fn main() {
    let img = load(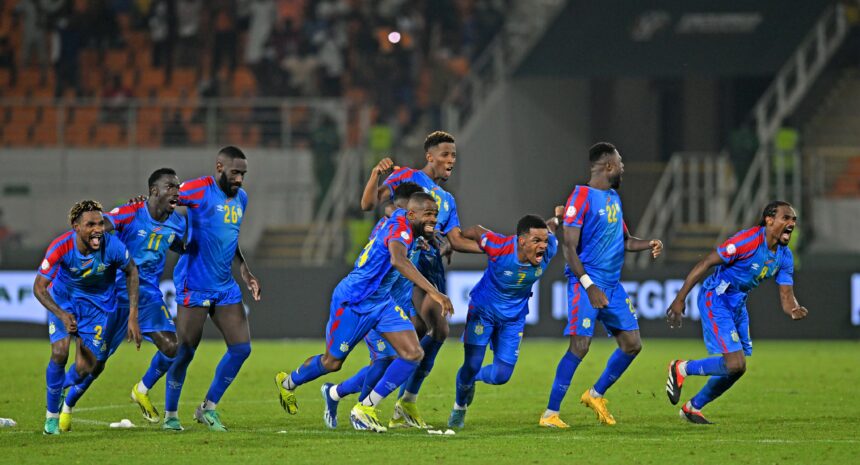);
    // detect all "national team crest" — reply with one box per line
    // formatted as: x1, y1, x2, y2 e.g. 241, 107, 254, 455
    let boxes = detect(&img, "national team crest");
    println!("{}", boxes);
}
726, 243, 737, 255
202, 300, 211, 307
566, 206, 576, 218
731, 330, 739, 342
535, 269, 542, 277
48, 321, 56, 335
41, 259, 50, 271
340, 342, 350, 353
583, 318, 592, 329
474, 324, 484, 335
376, 340, 386, 352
